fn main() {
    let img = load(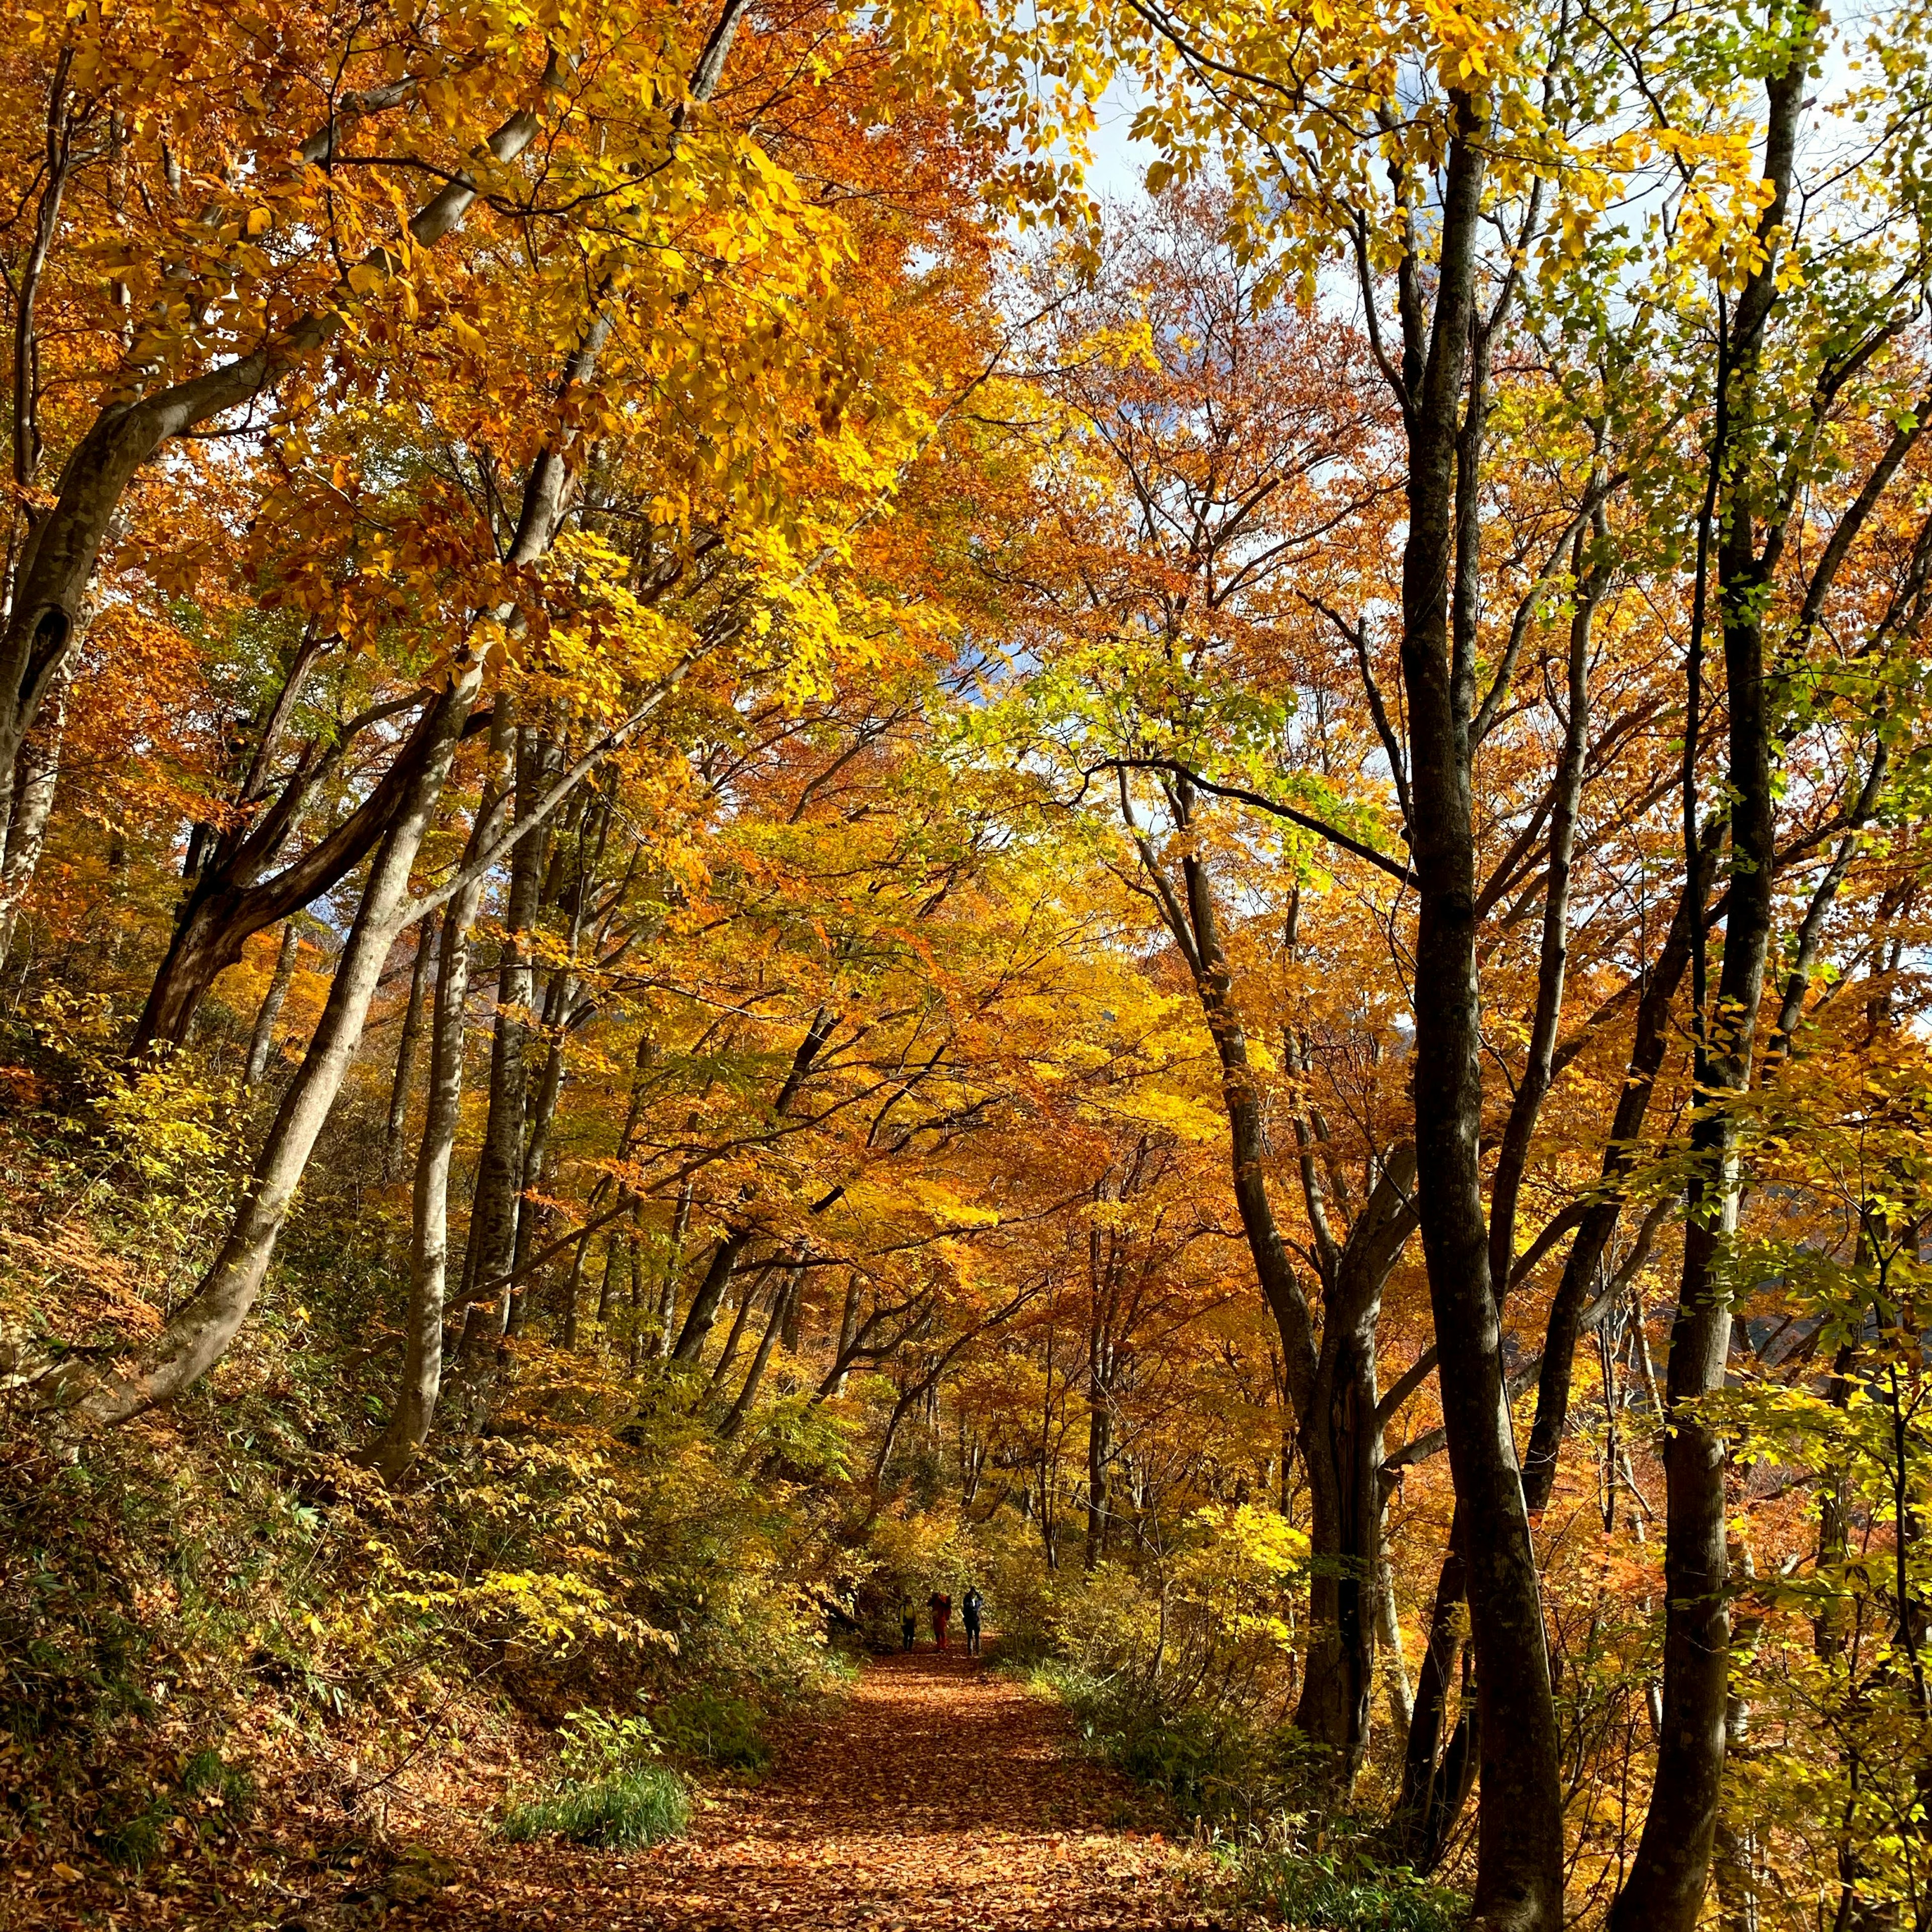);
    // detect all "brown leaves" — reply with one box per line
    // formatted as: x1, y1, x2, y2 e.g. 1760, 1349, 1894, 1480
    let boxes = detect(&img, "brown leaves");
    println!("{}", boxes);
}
402, 1650, 1222, 1932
